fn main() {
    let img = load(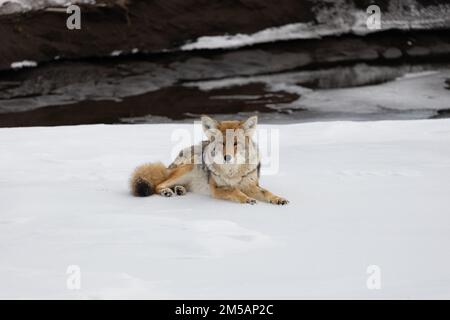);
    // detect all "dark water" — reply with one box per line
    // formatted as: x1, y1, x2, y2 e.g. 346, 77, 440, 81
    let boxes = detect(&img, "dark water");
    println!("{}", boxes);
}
1, 32, 450, 128
1, 62, 449, 127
